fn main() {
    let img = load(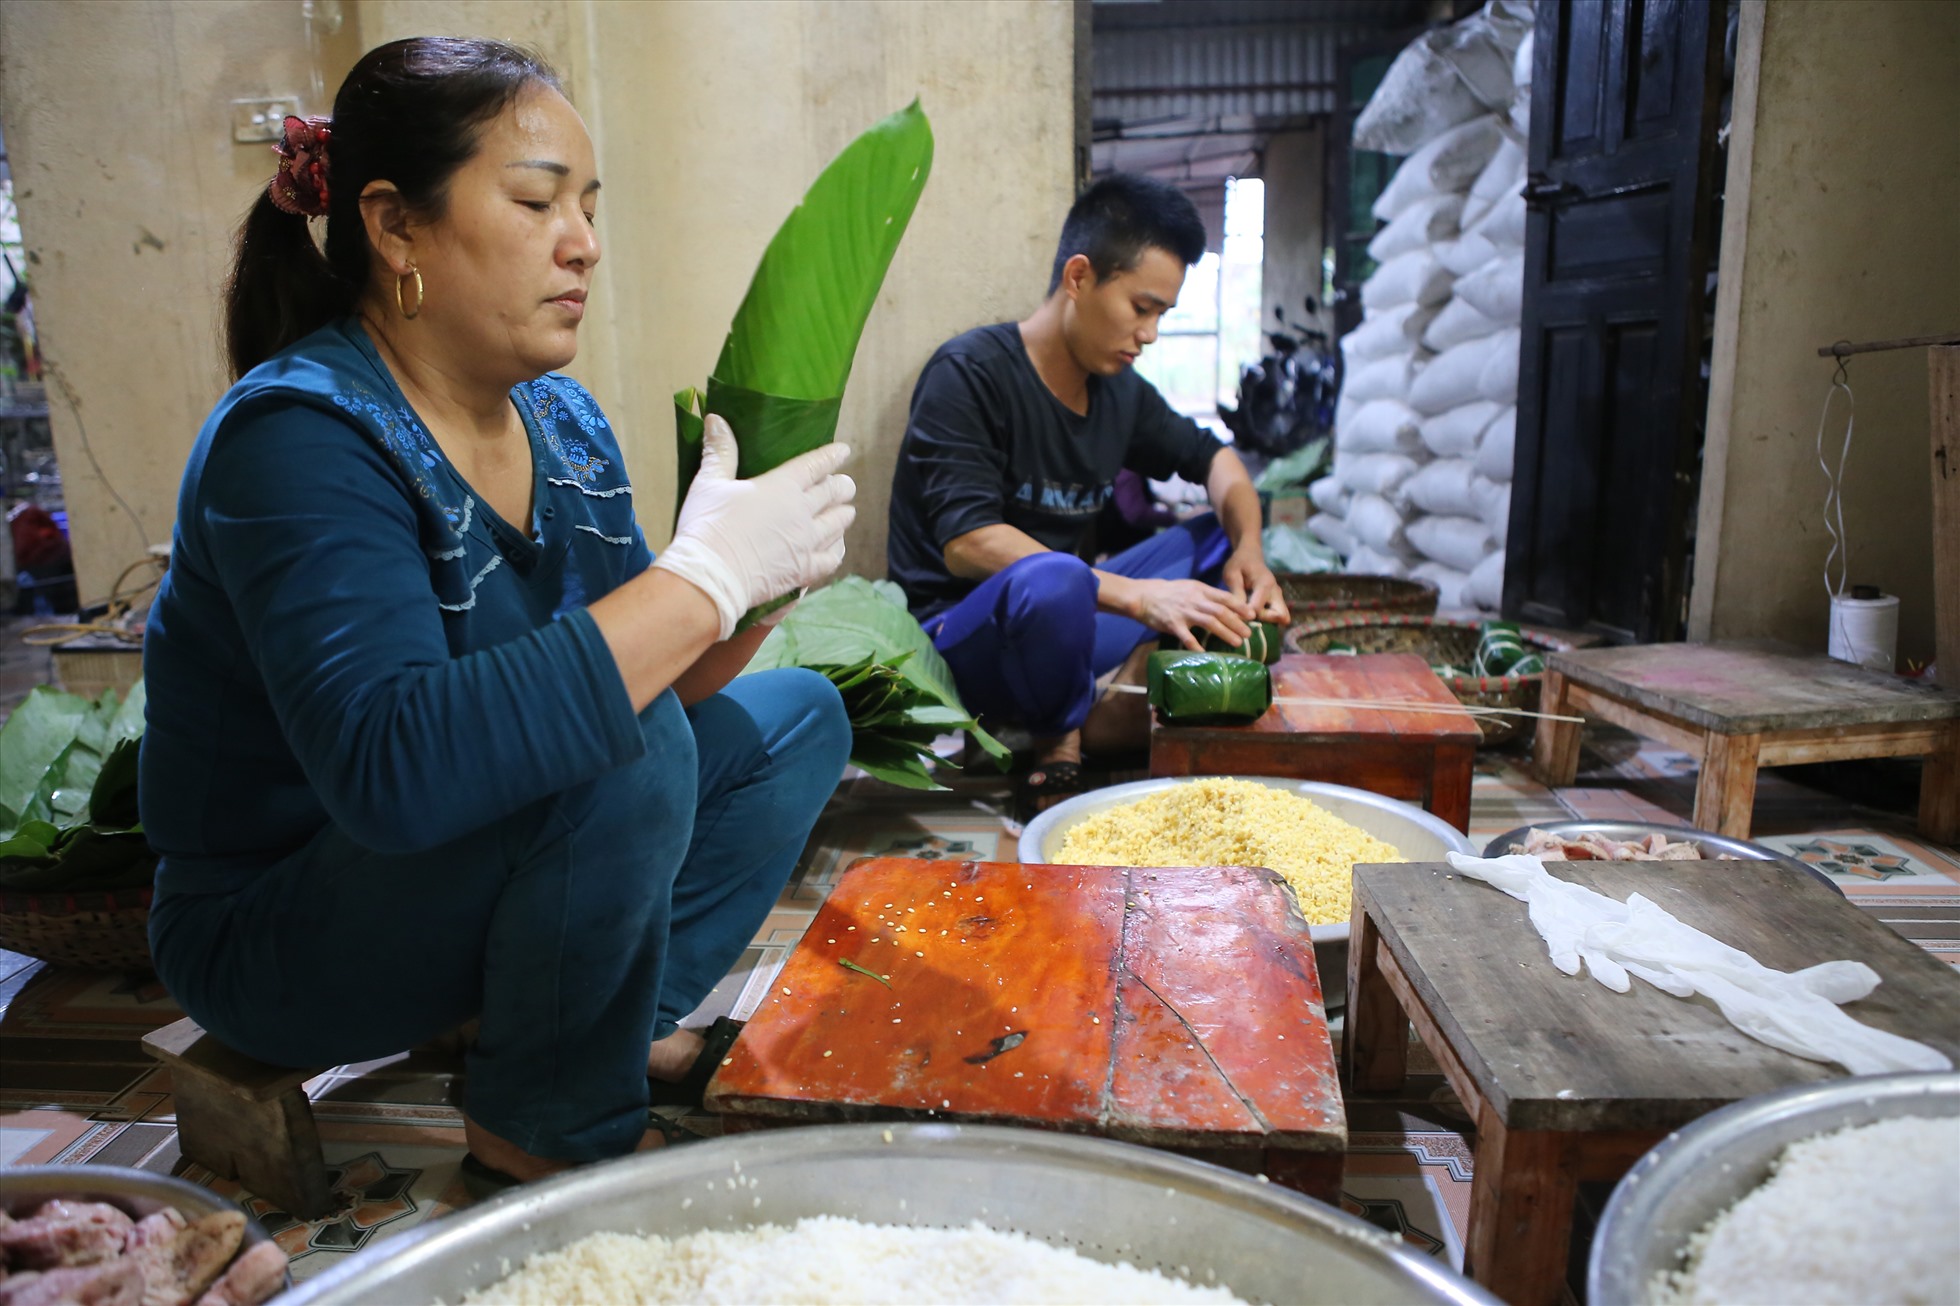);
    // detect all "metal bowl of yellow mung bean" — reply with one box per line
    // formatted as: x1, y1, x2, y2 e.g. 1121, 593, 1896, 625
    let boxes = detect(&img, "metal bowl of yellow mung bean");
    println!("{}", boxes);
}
1018, 776, 1475, 946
